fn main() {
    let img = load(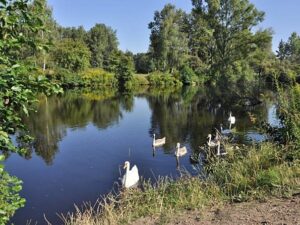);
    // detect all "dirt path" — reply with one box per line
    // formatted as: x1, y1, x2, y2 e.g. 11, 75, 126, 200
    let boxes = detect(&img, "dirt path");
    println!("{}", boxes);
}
131, 195, 300, 225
